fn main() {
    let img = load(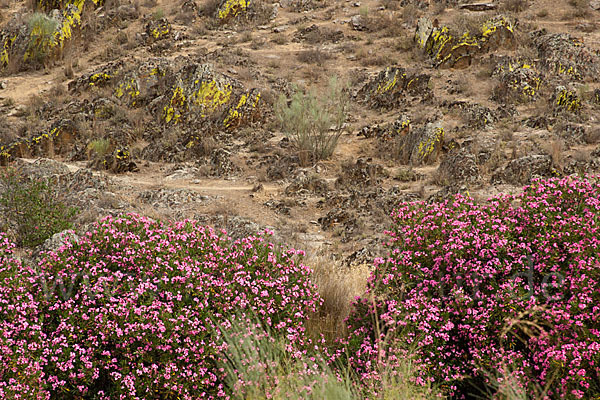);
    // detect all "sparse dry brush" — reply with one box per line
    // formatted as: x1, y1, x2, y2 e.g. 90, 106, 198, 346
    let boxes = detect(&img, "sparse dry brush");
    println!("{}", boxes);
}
275, 76, 348, 166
